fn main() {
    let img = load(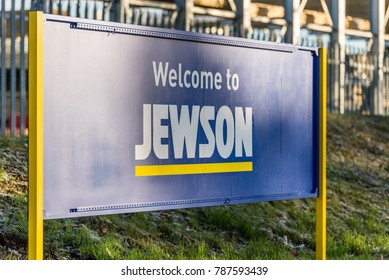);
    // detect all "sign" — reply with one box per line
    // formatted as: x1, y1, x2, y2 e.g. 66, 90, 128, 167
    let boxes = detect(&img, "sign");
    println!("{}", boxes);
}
29, 12, 327, 260
38, 15, 320, 219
